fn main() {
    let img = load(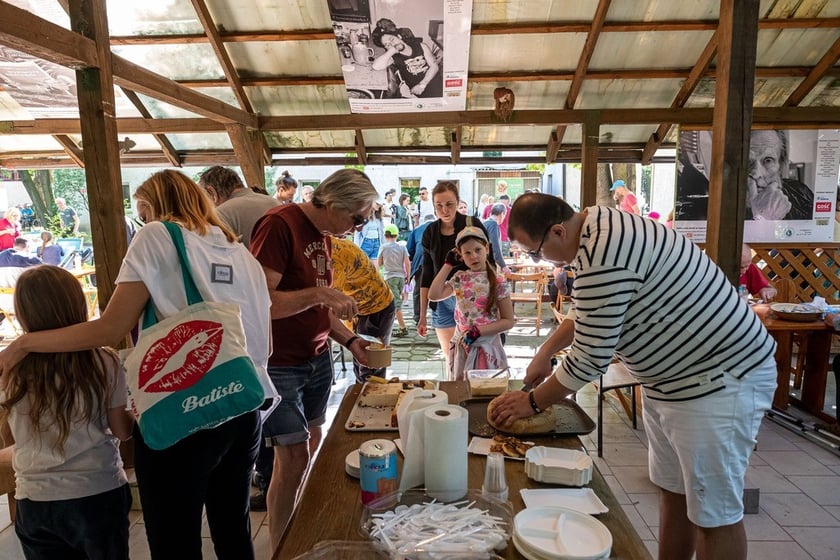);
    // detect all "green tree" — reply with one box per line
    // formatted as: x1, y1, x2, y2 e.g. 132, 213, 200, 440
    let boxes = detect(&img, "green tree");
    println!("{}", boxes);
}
19, 169, 56, 227
52, 168, 89, 213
